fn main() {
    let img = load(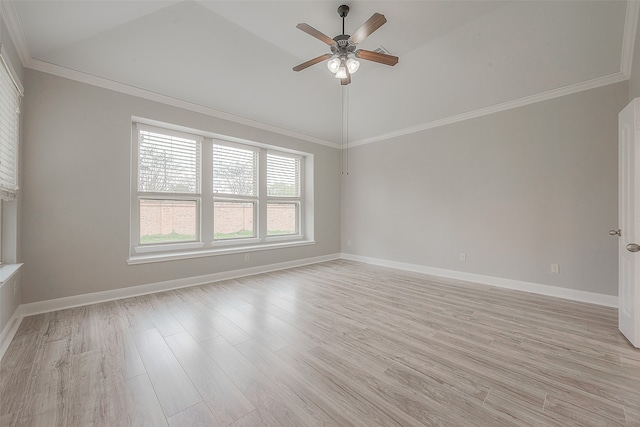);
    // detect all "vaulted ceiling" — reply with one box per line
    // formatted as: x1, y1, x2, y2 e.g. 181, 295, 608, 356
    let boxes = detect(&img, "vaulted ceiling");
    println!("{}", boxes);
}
3, 1, 638, 147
